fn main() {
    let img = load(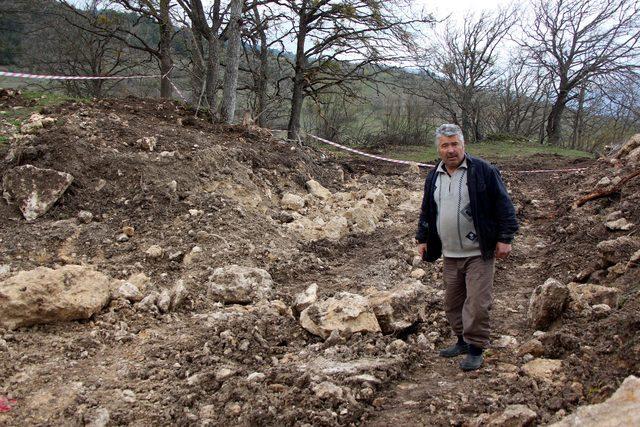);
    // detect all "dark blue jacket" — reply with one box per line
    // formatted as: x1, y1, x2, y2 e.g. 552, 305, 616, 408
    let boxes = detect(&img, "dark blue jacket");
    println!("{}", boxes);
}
416, 154, 519, 262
